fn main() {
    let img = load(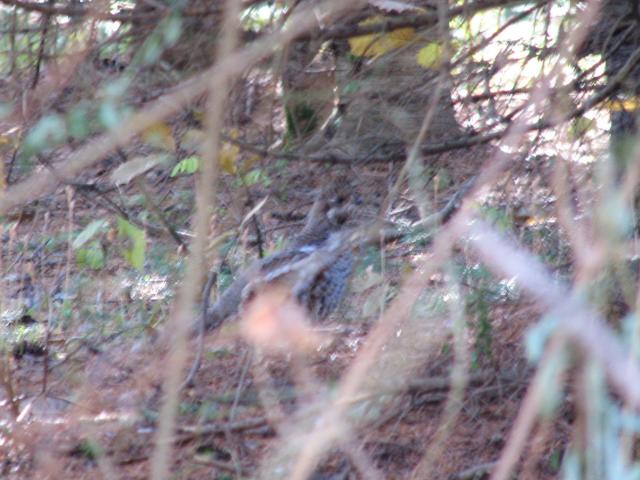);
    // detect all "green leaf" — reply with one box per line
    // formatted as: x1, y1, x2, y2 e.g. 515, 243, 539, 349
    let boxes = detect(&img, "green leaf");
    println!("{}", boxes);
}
75, 242, 105, 270
243, 168, 270, 186
71, 439, 102, 460
117, 217, 146, 271
73, 219, 108, 249
171, 156, 201, 177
